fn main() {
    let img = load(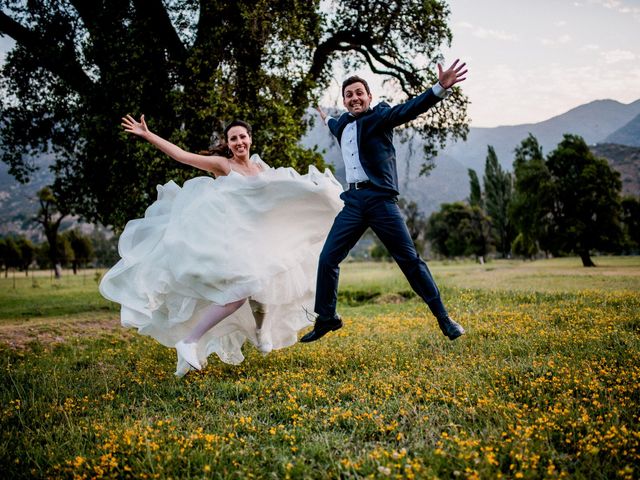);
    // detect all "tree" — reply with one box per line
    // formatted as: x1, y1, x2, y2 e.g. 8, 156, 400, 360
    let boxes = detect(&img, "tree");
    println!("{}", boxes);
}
0, 239, 6, 276
426, 202, 491, 259
509, 134, 551, 258
511, 232, 538, 259
398, 197, 428, 254
40, 234, 73, 271
0, 0, 469, 230
467, 168, 483, 208
16, 236, 36, 275
0, 237, 22, 277
483, 146, 514, 258
63, 229, 95, 274
510, 134, 623, 265
621, 196, 640, 252
370, 241, 391, 261
89, 228, 120, 267
546, 135, 623, 266
33, 187, 68, 278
